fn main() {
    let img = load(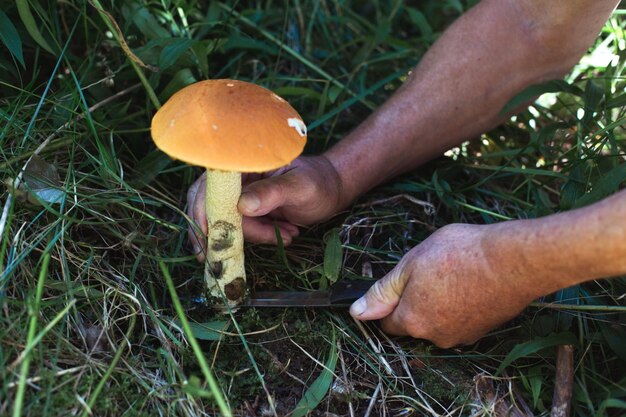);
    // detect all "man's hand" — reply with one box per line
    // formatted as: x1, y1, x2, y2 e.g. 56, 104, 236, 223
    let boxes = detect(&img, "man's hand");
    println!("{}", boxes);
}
350, 189, 626, 348
349, 224, 540, 348
187, 156, 343, 260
